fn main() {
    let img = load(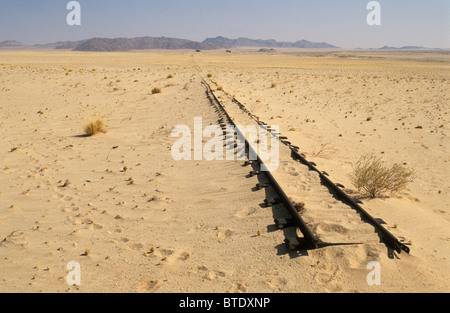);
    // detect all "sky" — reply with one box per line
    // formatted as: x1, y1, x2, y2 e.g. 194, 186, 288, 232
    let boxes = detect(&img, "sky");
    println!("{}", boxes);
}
0, 0, 449, 49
